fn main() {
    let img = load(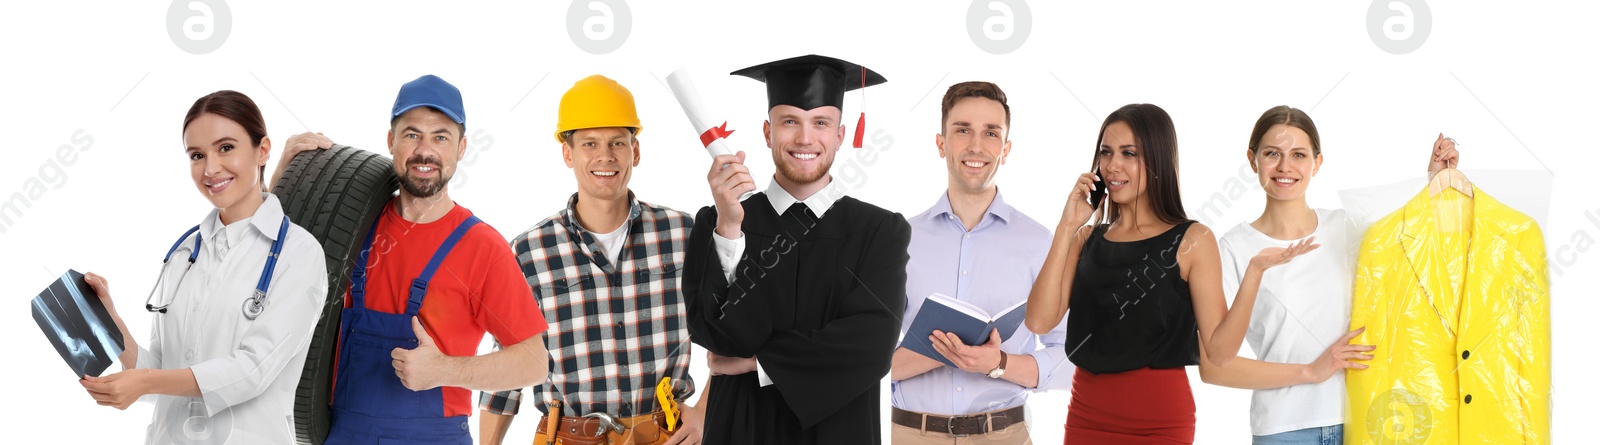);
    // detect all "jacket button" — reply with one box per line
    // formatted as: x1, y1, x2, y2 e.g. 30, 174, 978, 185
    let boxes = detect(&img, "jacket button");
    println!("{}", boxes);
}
1462, 350, 1470, 360
1464, 394, 1472, 404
